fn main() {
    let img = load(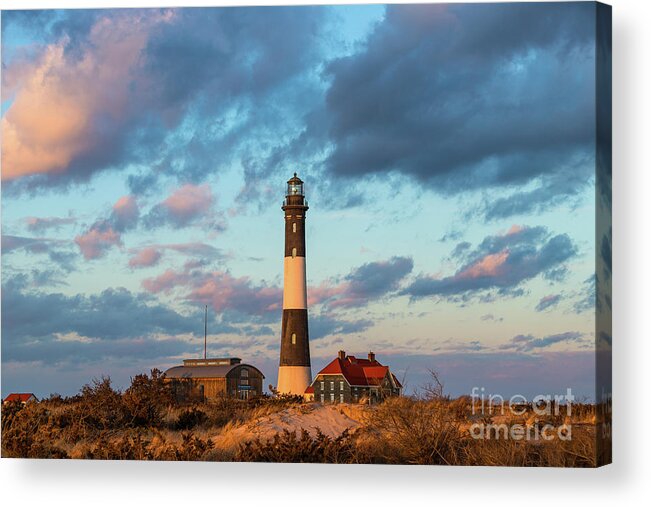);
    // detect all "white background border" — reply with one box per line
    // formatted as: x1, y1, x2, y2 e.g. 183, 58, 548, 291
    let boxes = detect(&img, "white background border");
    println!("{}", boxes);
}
1, 0, 649, 504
